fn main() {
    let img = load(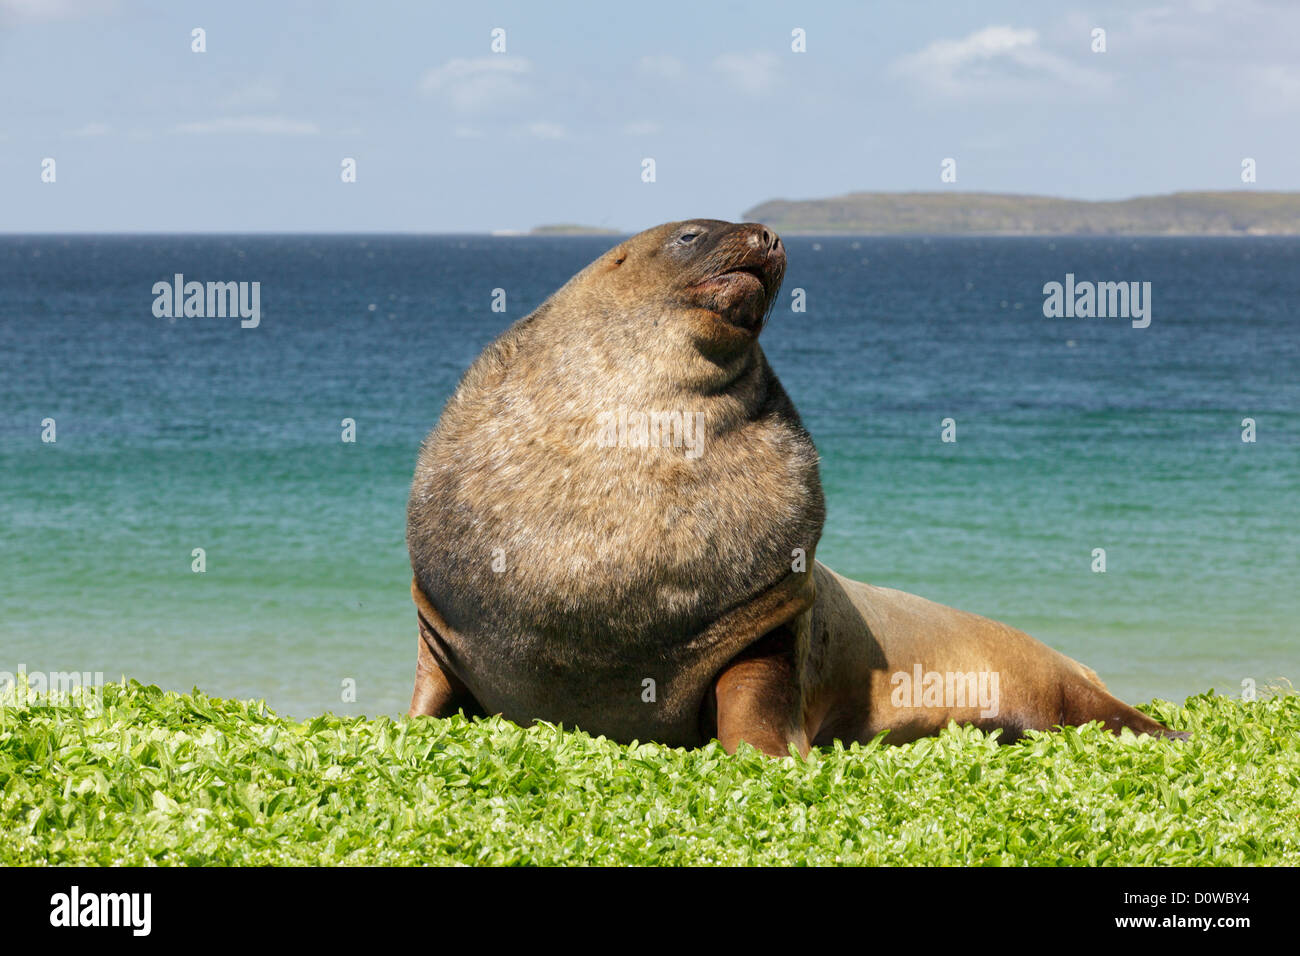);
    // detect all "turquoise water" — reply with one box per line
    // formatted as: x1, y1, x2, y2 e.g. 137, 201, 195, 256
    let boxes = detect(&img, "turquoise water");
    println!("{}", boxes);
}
1, 235, 1296, 718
